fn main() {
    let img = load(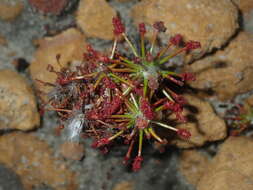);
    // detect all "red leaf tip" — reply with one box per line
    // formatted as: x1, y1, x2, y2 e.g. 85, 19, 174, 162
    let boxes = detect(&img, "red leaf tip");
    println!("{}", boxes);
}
177, 129, 191, 139
112, 17, 125, 36
139, 23, 146, 35
91, 138, 110, 148
153, 21, 167, 32
170, 34, 183, 46
185, 41, 201, 51
132, 156, 143, 172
